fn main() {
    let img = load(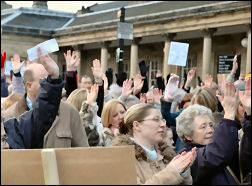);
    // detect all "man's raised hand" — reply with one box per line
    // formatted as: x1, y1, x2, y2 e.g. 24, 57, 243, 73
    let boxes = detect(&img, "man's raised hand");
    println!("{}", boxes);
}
38, 46, 59, 79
